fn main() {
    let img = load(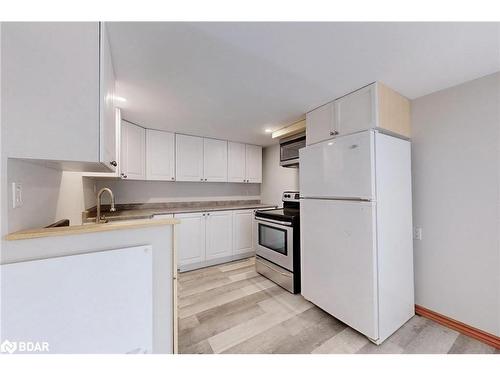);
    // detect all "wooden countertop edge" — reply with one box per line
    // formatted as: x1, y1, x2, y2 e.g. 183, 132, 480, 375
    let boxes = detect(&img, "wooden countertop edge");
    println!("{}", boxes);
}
4, 218, 180, 241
